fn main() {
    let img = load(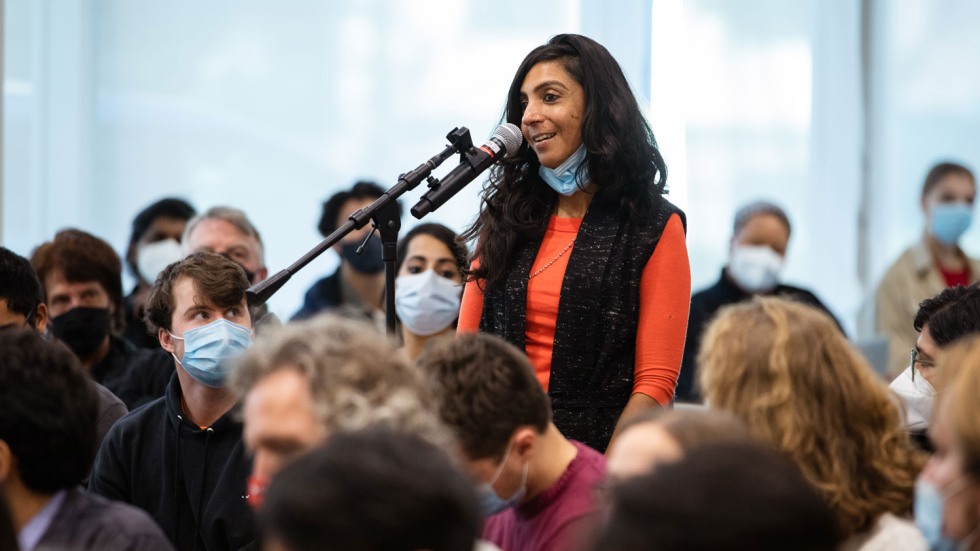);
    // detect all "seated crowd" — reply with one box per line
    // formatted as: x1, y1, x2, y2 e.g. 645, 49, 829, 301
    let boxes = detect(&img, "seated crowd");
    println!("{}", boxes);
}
3, 193, 980, 551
